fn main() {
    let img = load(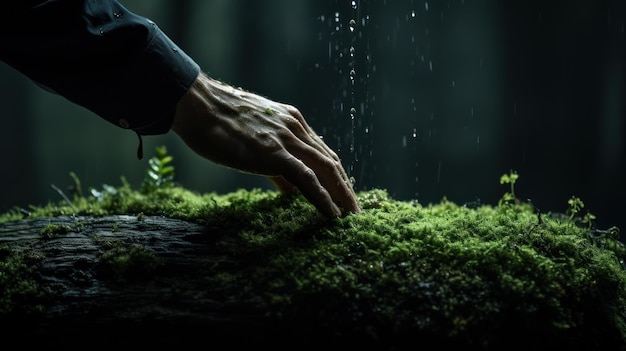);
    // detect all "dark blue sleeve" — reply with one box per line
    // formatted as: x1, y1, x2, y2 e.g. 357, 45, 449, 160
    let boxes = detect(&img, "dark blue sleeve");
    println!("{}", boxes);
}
0, 0, 201, 135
